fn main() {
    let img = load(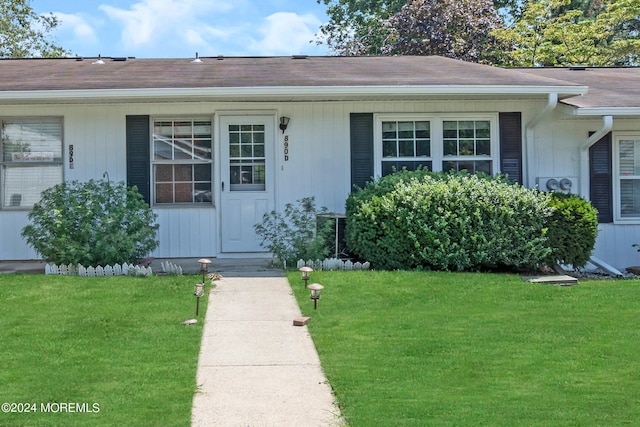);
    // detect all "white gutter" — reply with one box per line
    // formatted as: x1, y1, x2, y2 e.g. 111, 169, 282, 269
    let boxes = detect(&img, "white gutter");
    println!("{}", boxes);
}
579, 115, 613, 197
582, 115, 613, 151
572, 107, 640, 117
579, 115, 614, 274
523, 93, 559, 187
589, 256, 624, 277
0, 85, 588, 102
526, 92, 558, 131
